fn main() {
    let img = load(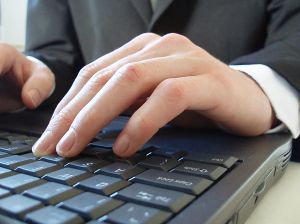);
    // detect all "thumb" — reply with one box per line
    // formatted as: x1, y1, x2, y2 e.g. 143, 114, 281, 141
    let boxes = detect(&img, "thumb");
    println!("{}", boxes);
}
21, 57, 55, 109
